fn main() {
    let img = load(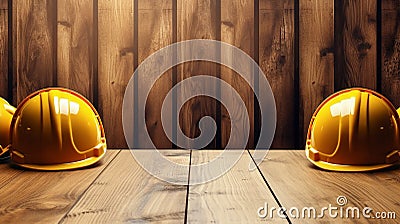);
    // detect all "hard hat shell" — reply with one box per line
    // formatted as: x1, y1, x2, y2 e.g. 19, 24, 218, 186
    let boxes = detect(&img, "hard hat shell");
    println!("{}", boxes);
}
0, 97, 16, 158
306, 88, 400, 172
8, 88, 106, 170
